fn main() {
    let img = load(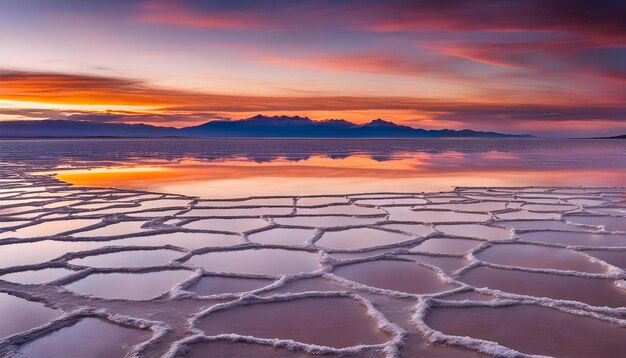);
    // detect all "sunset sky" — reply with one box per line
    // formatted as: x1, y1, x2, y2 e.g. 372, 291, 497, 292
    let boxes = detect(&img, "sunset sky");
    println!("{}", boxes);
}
1, 0, 625, 137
